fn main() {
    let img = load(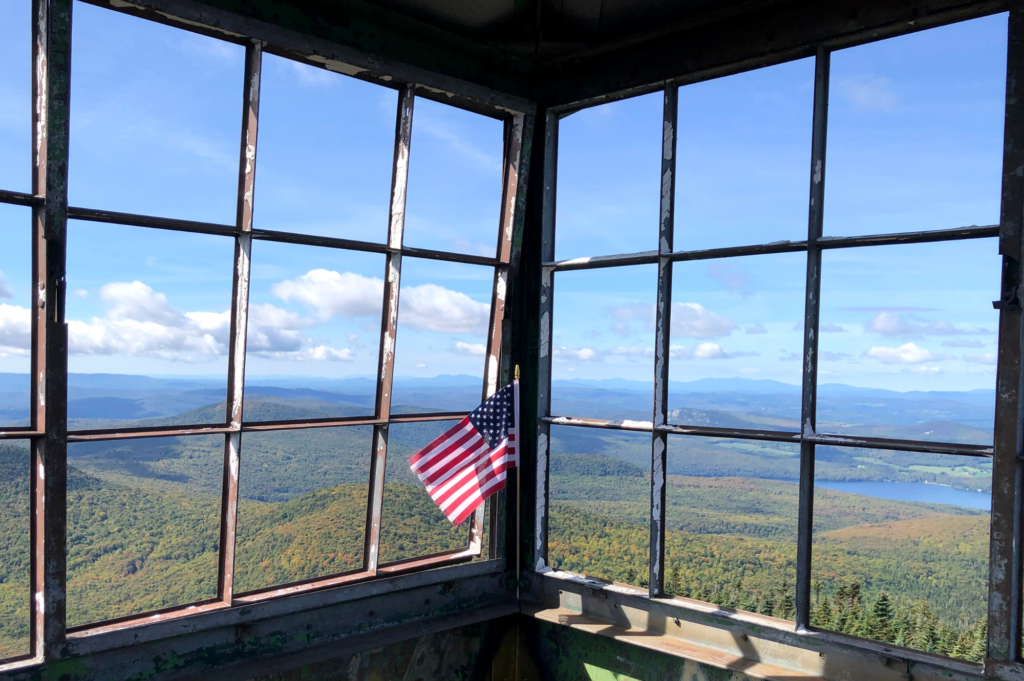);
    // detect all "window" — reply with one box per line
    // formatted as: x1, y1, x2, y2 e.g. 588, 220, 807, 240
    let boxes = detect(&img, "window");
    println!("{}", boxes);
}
539, 13, 1009, 662
0, 0, 527, 661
